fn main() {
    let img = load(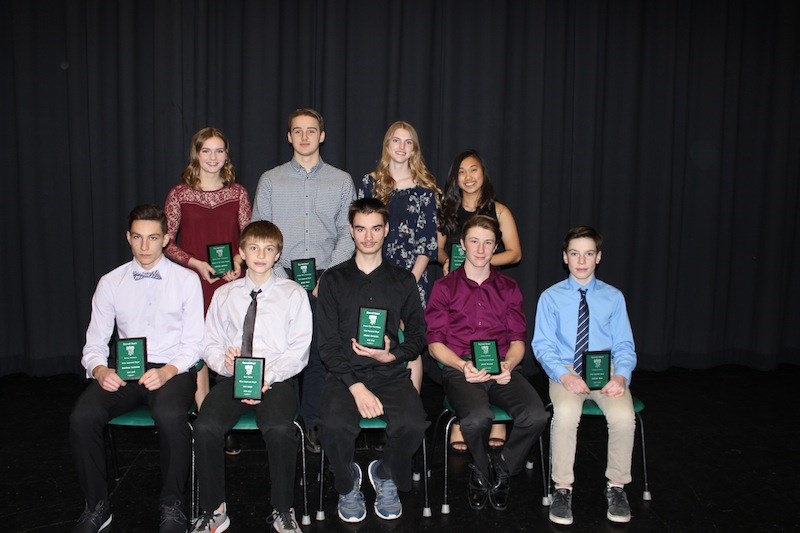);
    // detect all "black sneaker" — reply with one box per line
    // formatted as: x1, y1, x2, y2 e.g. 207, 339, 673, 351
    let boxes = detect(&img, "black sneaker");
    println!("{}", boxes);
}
159, 501, 188, 533
606, 484, 631, 523
224, 433, 241, 456
488, 454, 510, 511
549, 488, 573, 525
72, 500, 112, 533
466, 463, 491, 510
